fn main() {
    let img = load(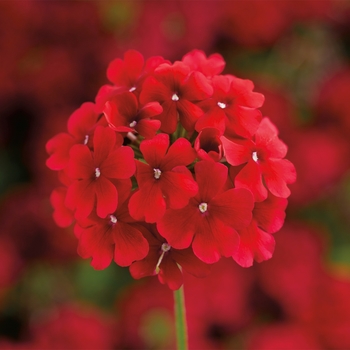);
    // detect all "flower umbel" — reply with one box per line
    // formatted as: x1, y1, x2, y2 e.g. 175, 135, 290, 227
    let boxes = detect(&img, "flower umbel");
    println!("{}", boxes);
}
46, 49, 296, 290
